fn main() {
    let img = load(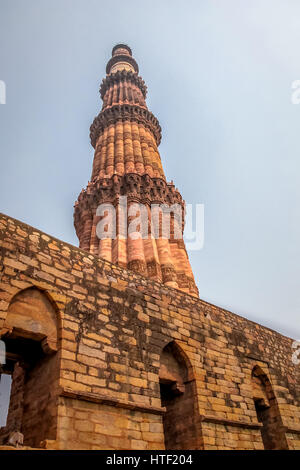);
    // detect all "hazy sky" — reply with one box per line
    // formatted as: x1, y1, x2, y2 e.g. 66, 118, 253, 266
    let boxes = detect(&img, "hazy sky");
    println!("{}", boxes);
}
0, 0, 299, 343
